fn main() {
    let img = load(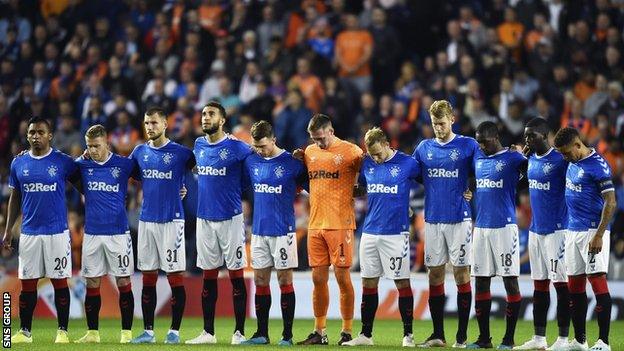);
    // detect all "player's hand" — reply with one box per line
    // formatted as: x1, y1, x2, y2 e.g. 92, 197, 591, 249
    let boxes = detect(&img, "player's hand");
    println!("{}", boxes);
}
463, 189, 473, 201
292, 148, 304, 160
179, 185, 187, 200
509, 144, 521, 152
522, 144, 532, 157
82, 148, 91, 160
588, 233, 603, 255
1, 231, 13, 252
